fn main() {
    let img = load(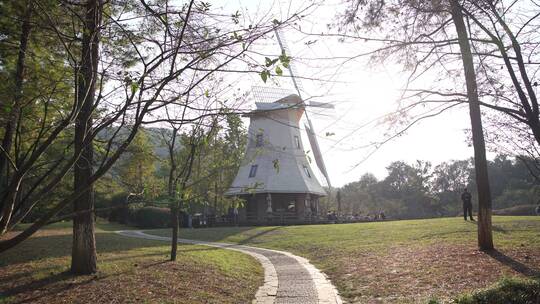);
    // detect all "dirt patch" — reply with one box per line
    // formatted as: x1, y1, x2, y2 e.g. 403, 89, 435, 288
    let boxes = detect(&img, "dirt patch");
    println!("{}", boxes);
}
333, 244, 540, 303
